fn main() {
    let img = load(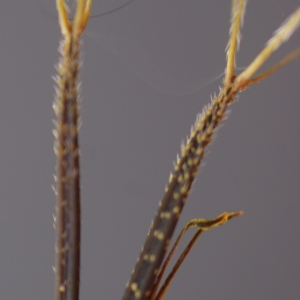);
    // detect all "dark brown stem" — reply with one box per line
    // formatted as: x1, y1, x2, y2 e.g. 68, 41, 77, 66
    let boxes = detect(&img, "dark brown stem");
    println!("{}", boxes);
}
53, 36, 81, 300
122, 89, 237, 300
